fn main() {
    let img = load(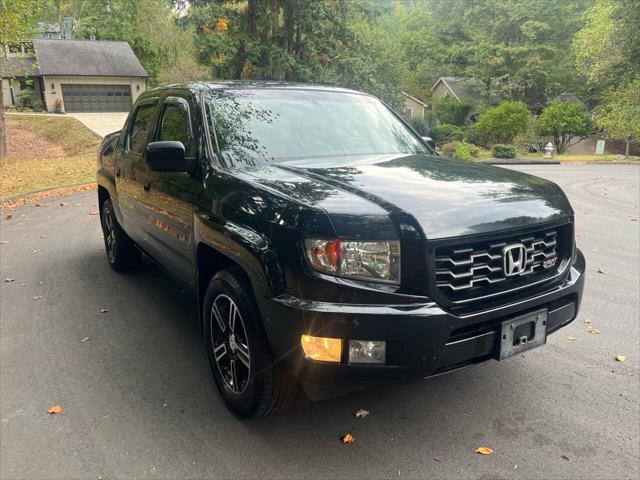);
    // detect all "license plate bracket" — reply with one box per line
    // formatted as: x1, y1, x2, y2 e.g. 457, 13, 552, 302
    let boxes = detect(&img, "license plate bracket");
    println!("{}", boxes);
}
499, 309, 548, 360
